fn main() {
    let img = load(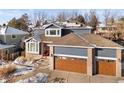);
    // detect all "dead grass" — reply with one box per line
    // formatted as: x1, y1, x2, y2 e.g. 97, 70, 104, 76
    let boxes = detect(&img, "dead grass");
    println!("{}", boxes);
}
6, 66, 50, 83
0, 64, 16, 76
15, 56, 27, 63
